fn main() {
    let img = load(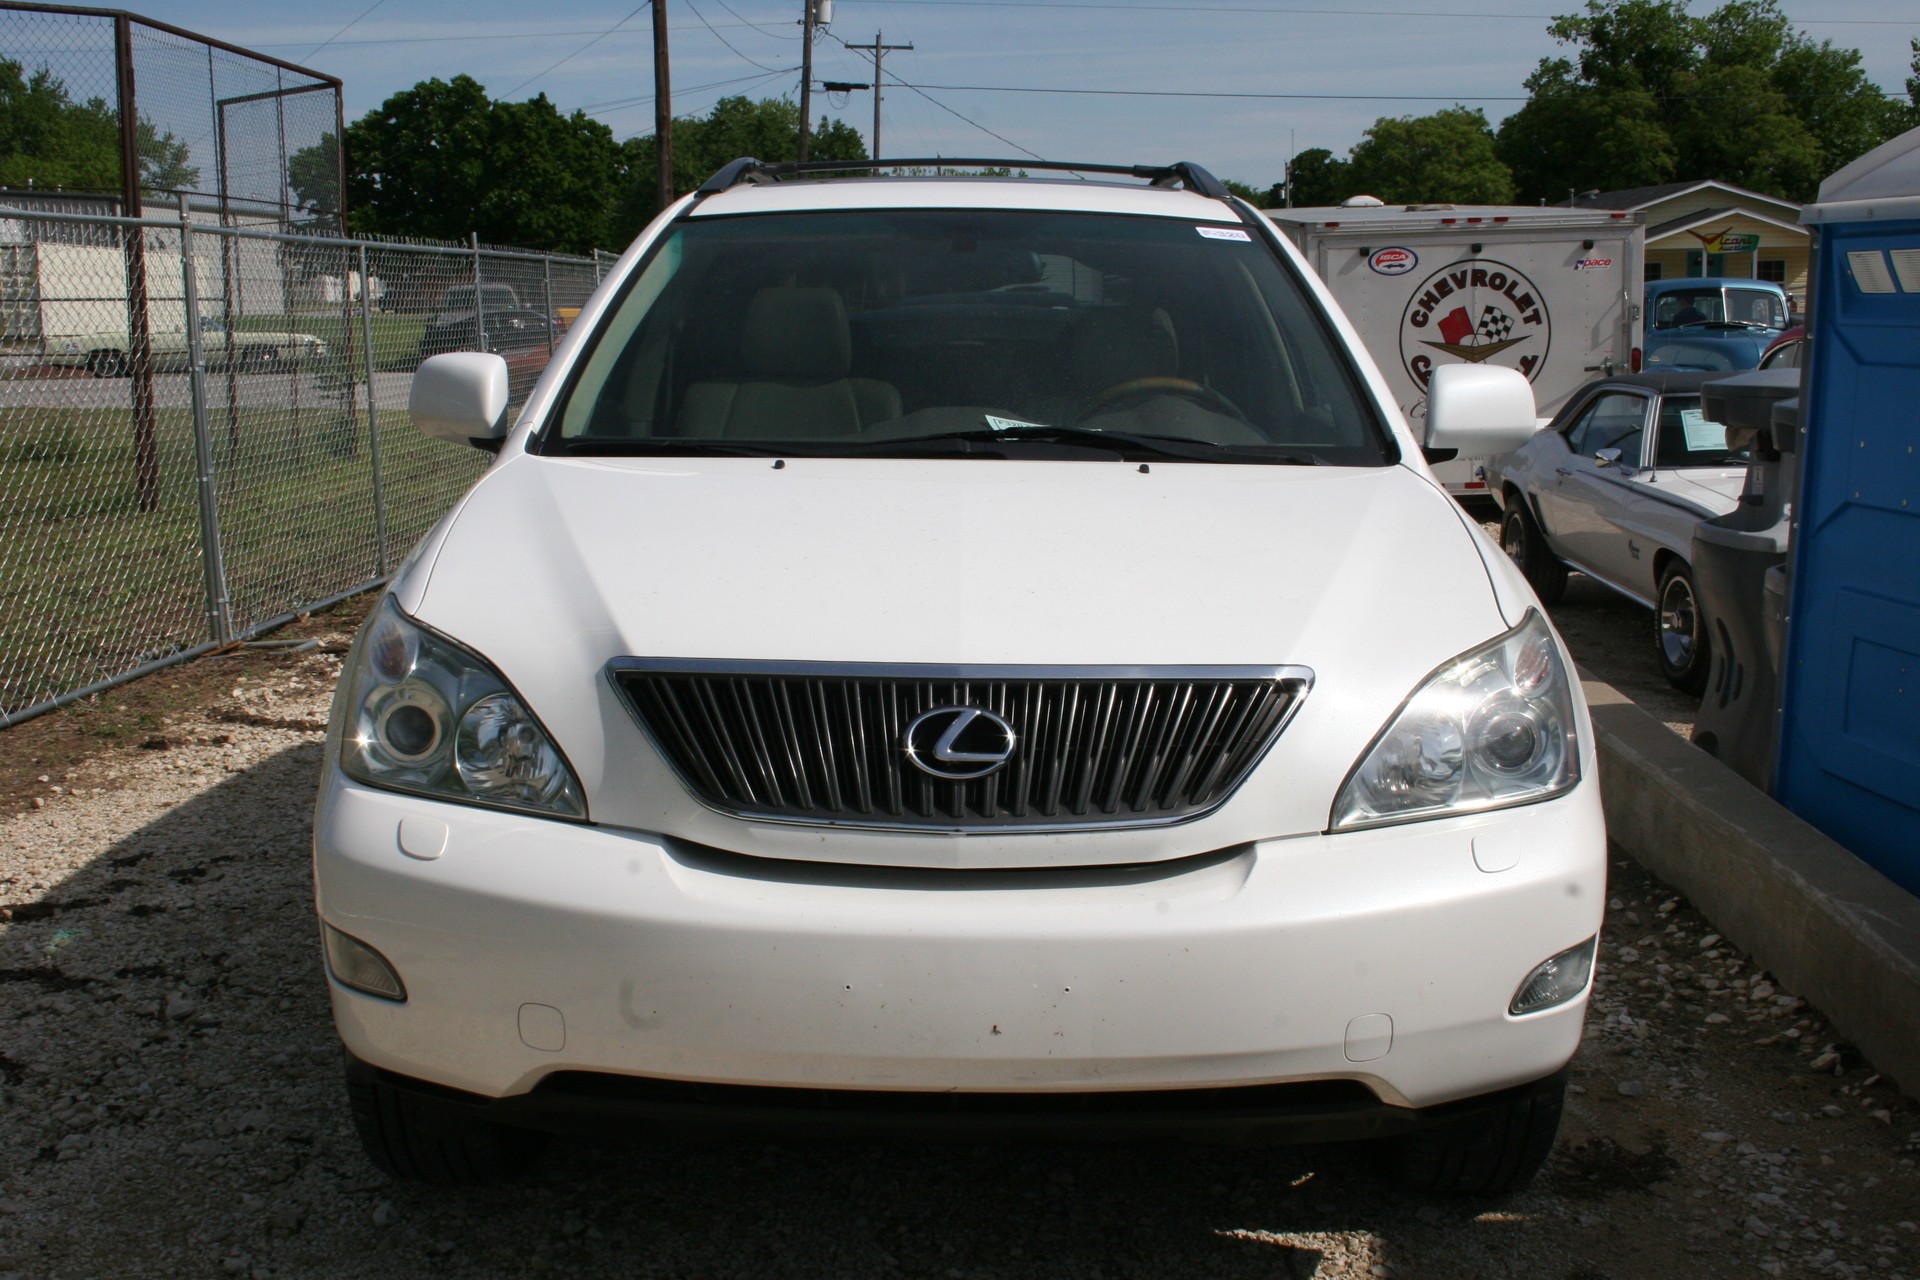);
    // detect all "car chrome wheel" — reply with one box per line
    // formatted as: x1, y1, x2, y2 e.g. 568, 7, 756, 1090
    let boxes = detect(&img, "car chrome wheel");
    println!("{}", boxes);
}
1500, 512, 1527, 570
1654, 562, 1710, 694
1658, 576, 1696, 666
